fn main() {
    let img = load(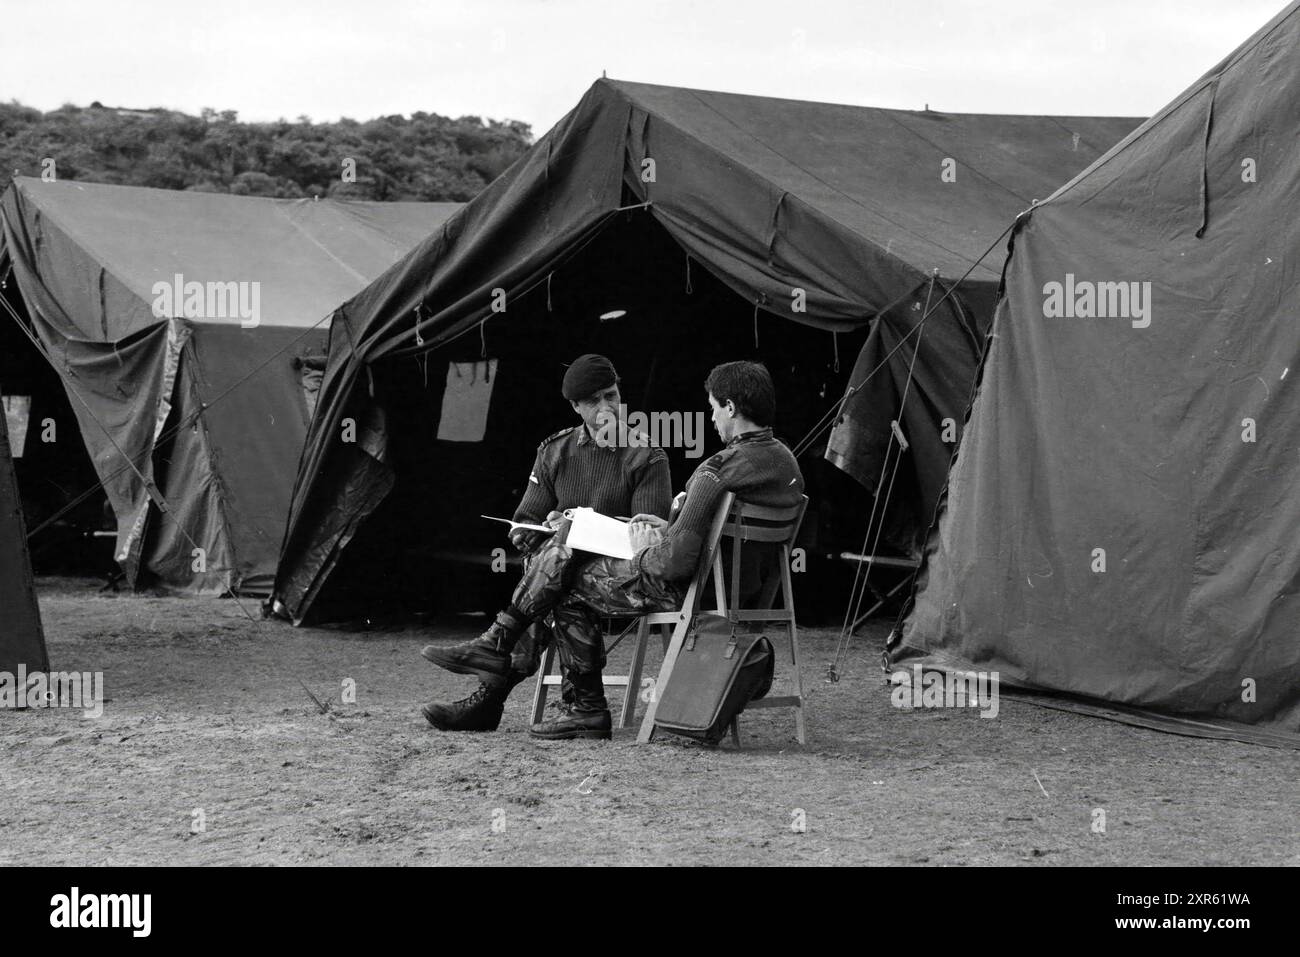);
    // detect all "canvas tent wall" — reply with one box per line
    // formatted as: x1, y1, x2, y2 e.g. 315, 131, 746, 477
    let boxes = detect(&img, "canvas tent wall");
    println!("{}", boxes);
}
268, 78, 1139, 624
893, 3, 1300, 747
0, 178, 459, 594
